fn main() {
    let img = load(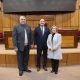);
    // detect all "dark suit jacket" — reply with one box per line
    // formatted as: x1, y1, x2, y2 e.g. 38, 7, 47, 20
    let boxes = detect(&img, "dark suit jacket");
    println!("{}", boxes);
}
34, 26, 50, 49
12, 24, 32, 51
